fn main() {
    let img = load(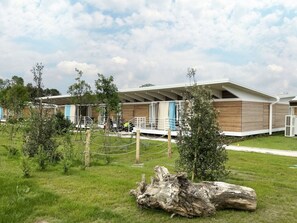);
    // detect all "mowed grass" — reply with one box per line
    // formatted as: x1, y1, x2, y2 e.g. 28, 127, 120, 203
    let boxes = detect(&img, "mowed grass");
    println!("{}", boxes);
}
231, 132, 297, 151
0, 130, 297, 223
